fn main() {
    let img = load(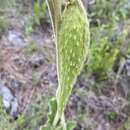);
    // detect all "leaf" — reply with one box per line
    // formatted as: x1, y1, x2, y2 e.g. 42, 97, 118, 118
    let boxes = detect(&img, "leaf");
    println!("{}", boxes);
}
46, 0, 61, 36
55, 0, 90, 122
34, 1, 40, 18
66, 121, 76, 130
48, 98, 57, 125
